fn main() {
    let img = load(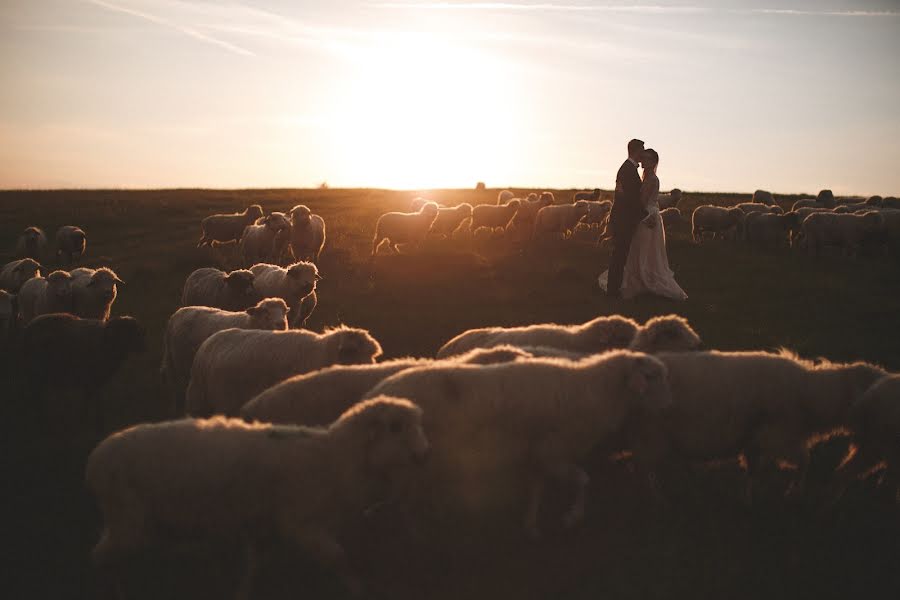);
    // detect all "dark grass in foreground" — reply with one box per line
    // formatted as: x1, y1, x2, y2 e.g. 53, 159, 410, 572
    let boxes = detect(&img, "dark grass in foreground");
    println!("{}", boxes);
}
1, 188, 899, 599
